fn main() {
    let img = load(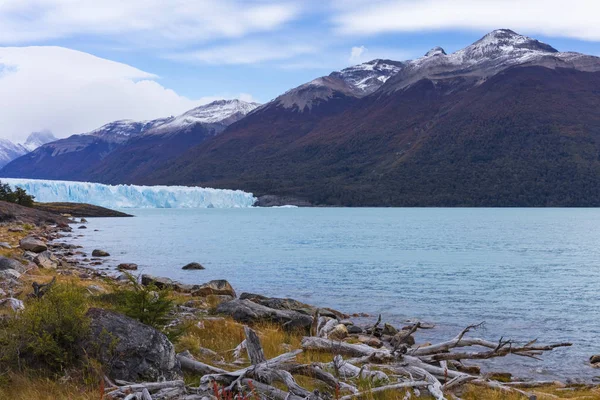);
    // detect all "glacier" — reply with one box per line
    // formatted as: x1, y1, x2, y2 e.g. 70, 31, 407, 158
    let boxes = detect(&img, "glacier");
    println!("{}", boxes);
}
1, 178, 256, 209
